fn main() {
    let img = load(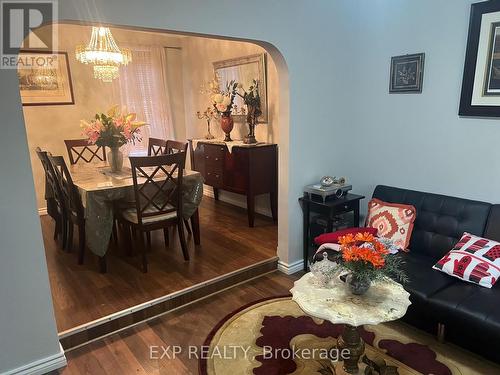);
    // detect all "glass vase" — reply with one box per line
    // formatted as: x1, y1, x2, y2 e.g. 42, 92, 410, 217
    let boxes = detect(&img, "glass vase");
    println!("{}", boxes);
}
346, 273, 371, 295
108, 146, 124, 173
